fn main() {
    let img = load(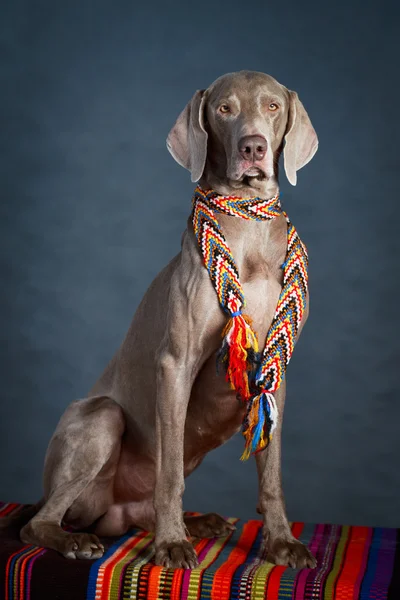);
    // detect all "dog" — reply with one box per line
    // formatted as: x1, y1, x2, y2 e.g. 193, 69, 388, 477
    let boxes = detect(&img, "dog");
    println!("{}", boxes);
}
11, 71, 318, 569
